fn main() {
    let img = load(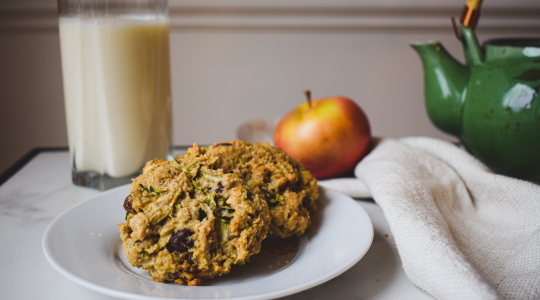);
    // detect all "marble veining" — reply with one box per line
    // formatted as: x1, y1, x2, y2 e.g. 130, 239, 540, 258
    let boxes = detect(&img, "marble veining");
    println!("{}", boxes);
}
0, 151, 432, 300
